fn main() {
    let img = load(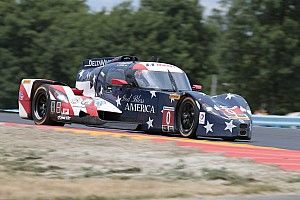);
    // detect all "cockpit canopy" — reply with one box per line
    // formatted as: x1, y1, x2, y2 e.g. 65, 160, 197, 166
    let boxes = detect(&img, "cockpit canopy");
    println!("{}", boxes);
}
96, 61, 191, 92
134, 70, 191, 91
